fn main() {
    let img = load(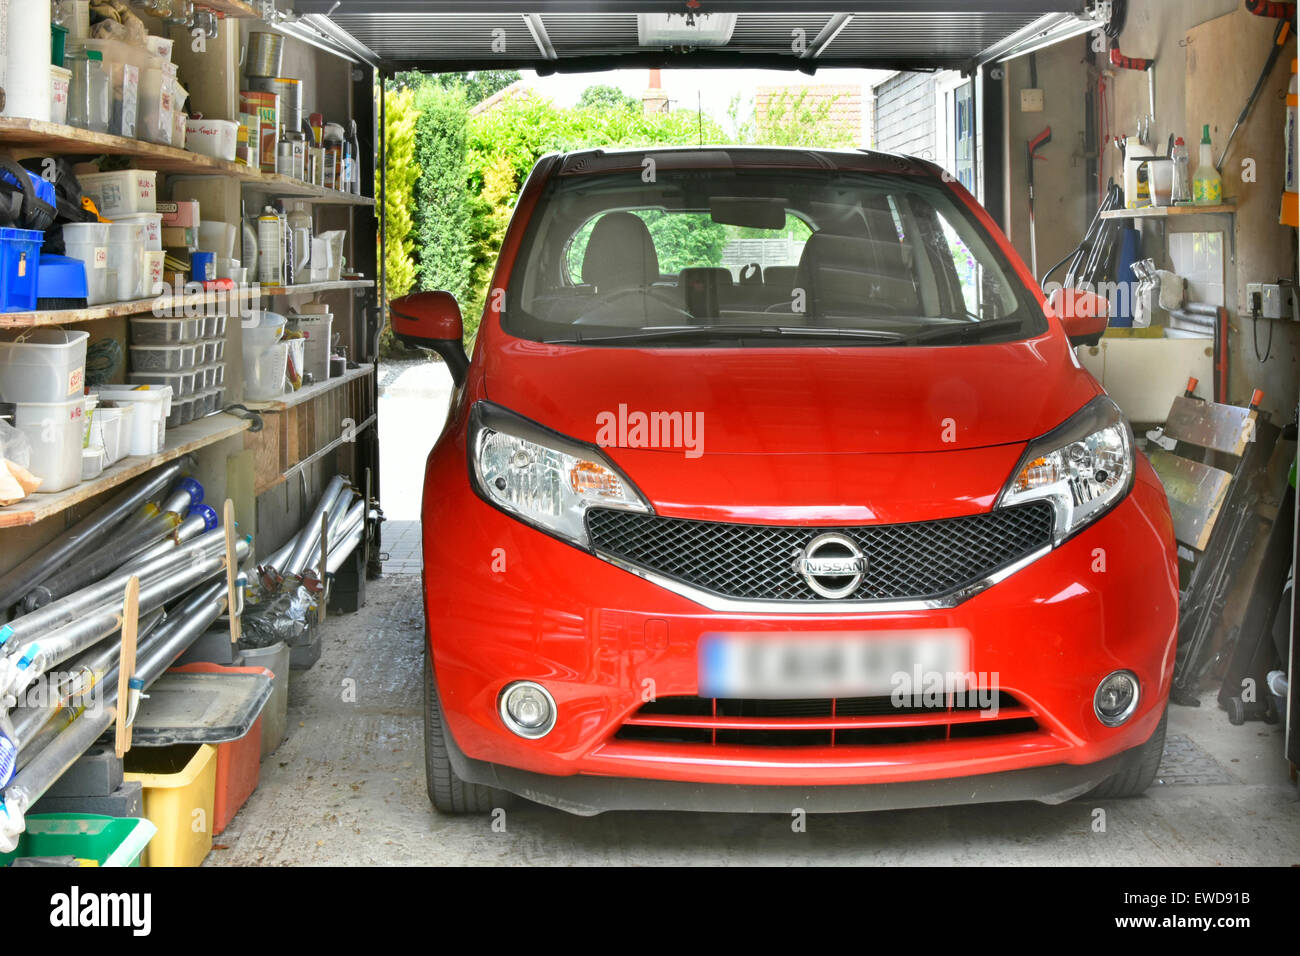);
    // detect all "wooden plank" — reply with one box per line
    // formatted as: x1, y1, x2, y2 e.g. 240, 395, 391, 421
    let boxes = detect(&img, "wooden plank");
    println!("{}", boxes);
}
246, 412, 283, 495
1163, 396, 1255, 456
1147, 448, 1233, 551
242, 364, 374, 411
0, 413, 251, 528
114, 576, 140, 758
199, 0, 259, 18
1098, 203, 1235, 220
